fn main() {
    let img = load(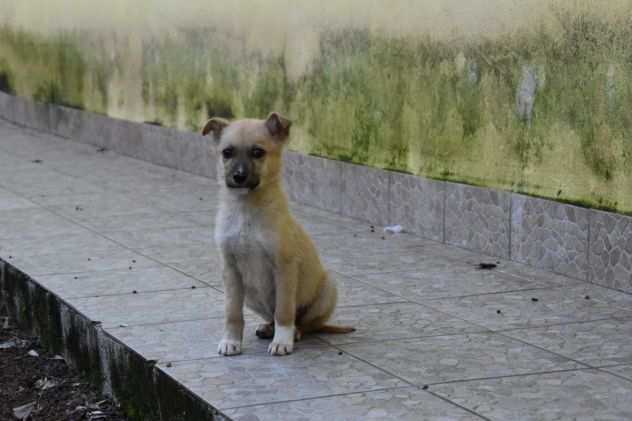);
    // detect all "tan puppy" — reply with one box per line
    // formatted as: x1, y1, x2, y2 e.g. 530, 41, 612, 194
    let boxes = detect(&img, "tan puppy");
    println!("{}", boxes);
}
202, 112, 354, 356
